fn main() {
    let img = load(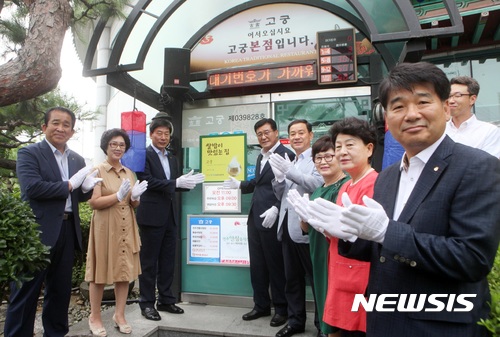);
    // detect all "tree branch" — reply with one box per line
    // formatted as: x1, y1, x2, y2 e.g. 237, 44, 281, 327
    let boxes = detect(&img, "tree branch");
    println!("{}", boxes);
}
0, 0, 72, 107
